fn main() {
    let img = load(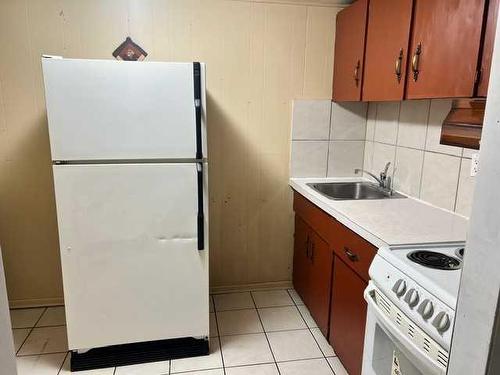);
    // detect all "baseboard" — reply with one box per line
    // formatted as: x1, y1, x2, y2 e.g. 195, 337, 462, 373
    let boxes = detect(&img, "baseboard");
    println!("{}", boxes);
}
9, 297, 64, 309
8, 281, 293, 308
210, 280, 293, 294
